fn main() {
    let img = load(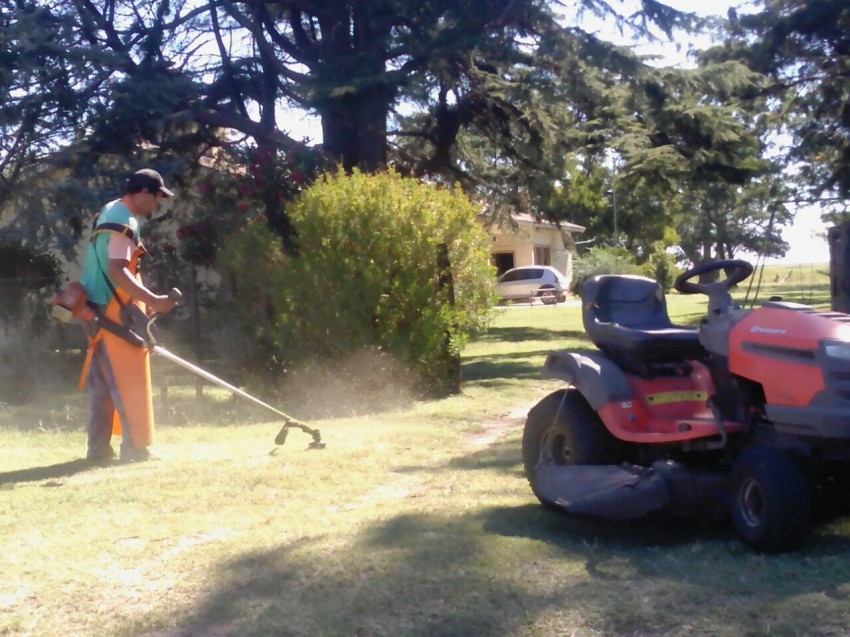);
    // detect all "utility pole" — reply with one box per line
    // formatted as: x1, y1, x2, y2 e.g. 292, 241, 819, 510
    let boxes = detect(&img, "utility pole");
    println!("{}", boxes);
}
607, 183, 618, 246
606, 185, 618, 245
